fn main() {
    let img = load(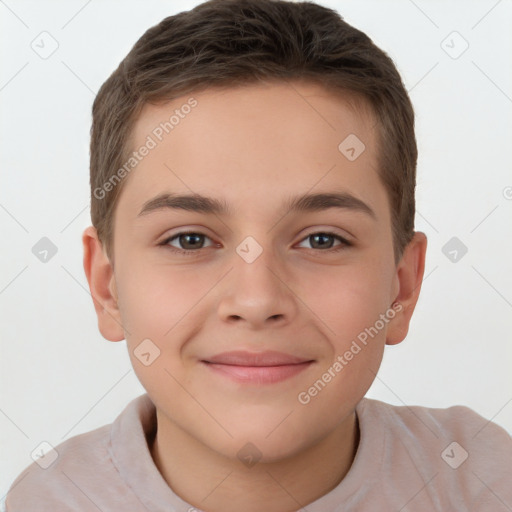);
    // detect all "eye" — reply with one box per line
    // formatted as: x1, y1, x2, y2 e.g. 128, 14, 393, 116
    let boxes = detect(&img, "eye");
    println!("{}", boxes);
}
296, 231, 352, 252
159, 231, 215, 255
159, 230, 352, 255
